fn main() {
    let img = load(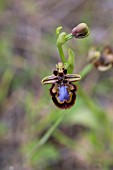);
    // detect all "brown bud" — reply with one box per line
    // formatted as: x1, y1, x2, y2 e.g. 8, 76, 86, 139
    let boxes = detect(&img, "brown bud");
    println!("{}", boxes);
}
72, 23, 90, 39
